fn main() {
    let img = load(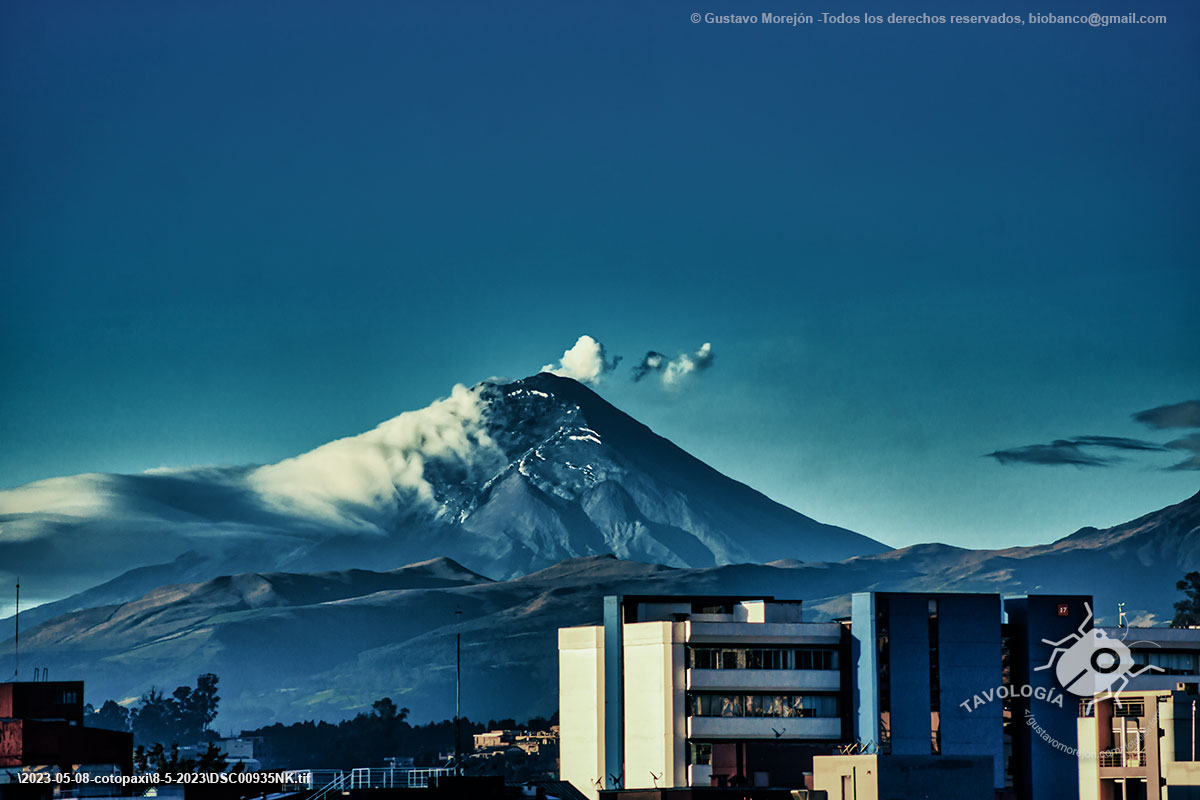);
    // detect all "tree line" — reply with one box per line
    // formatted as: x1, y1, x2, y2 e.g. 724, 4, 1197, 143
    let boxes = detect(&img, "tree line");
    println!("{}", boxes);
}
241, 696, 557, 774
85, 673, 220, 748
86, 675, 557, 777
